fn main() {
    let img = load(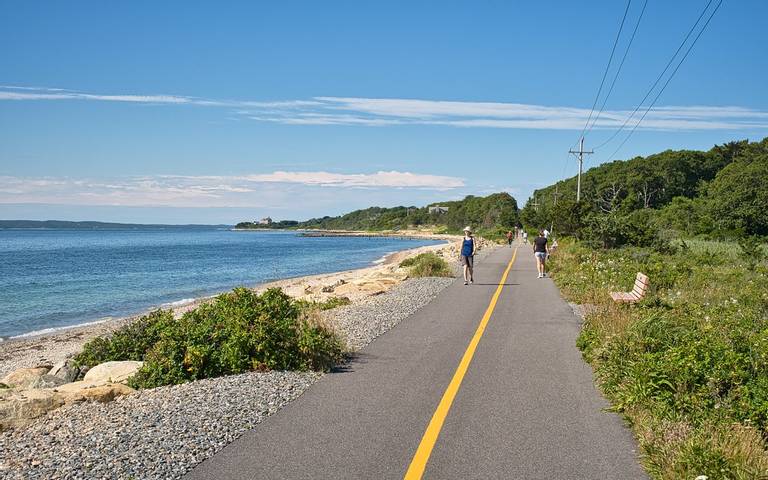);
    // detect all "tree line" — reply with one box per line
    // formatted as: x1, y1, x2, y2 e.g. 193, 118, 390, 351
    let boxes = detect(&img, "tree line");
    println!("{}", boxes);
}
236, 192, 519, 236
520, 137, 768, 247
